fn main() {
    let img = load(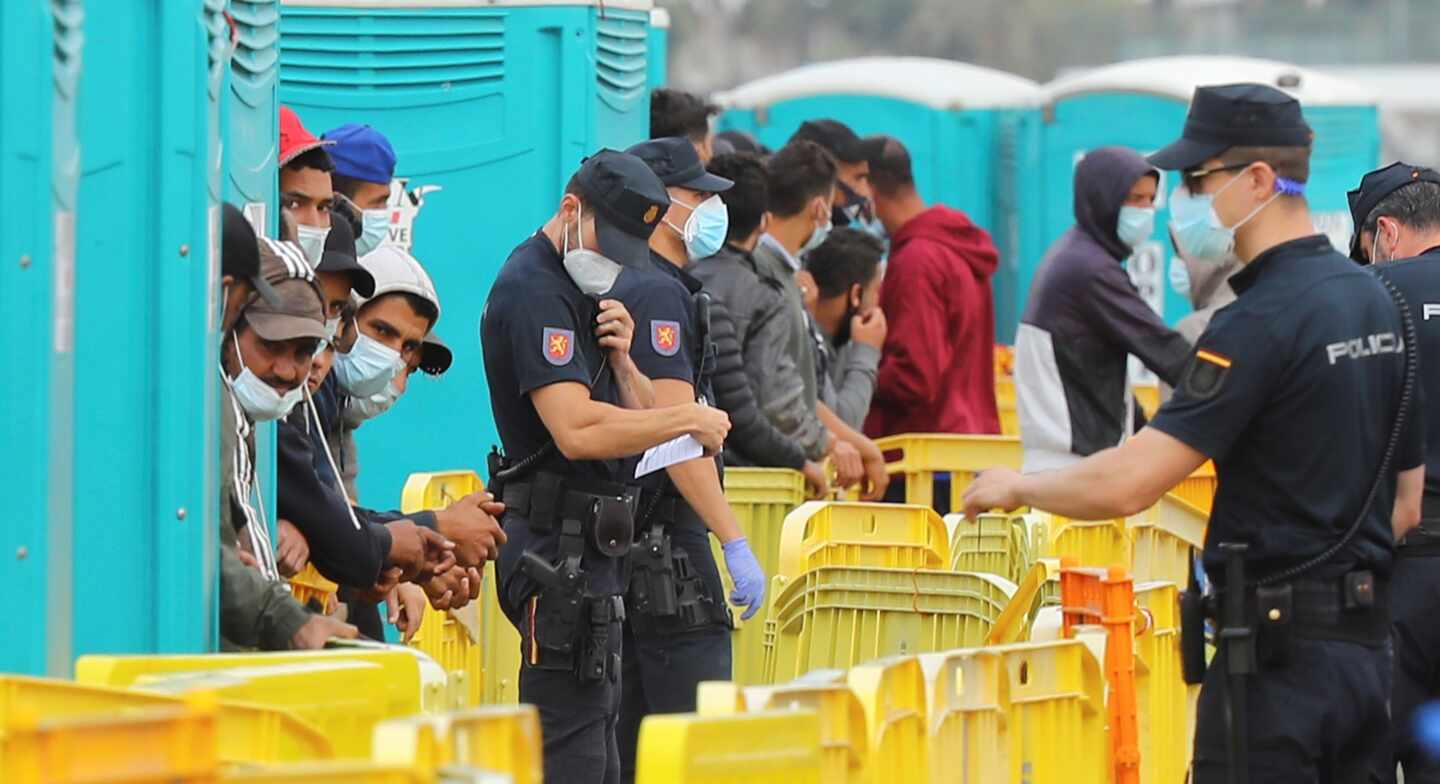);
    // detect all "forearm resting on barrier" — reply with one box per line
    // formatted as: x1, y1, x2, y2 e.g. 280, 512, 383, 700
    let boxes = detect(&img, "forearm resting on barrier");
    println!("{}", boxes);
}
1013, 428, 1205, 520
531, 381, 730, 460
